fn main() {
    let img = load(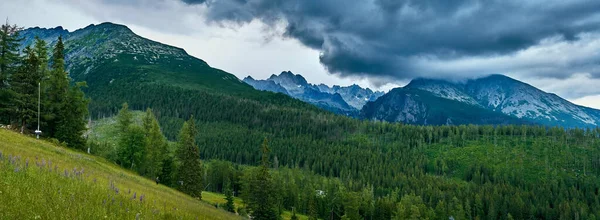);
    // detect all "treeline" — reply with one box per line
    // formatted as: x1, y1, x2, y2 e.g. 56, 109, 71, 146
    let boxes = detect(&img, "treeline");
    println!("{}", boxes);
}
0, 21, 88, 149
98, 102, 600, 220
91, 82, 600, 219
